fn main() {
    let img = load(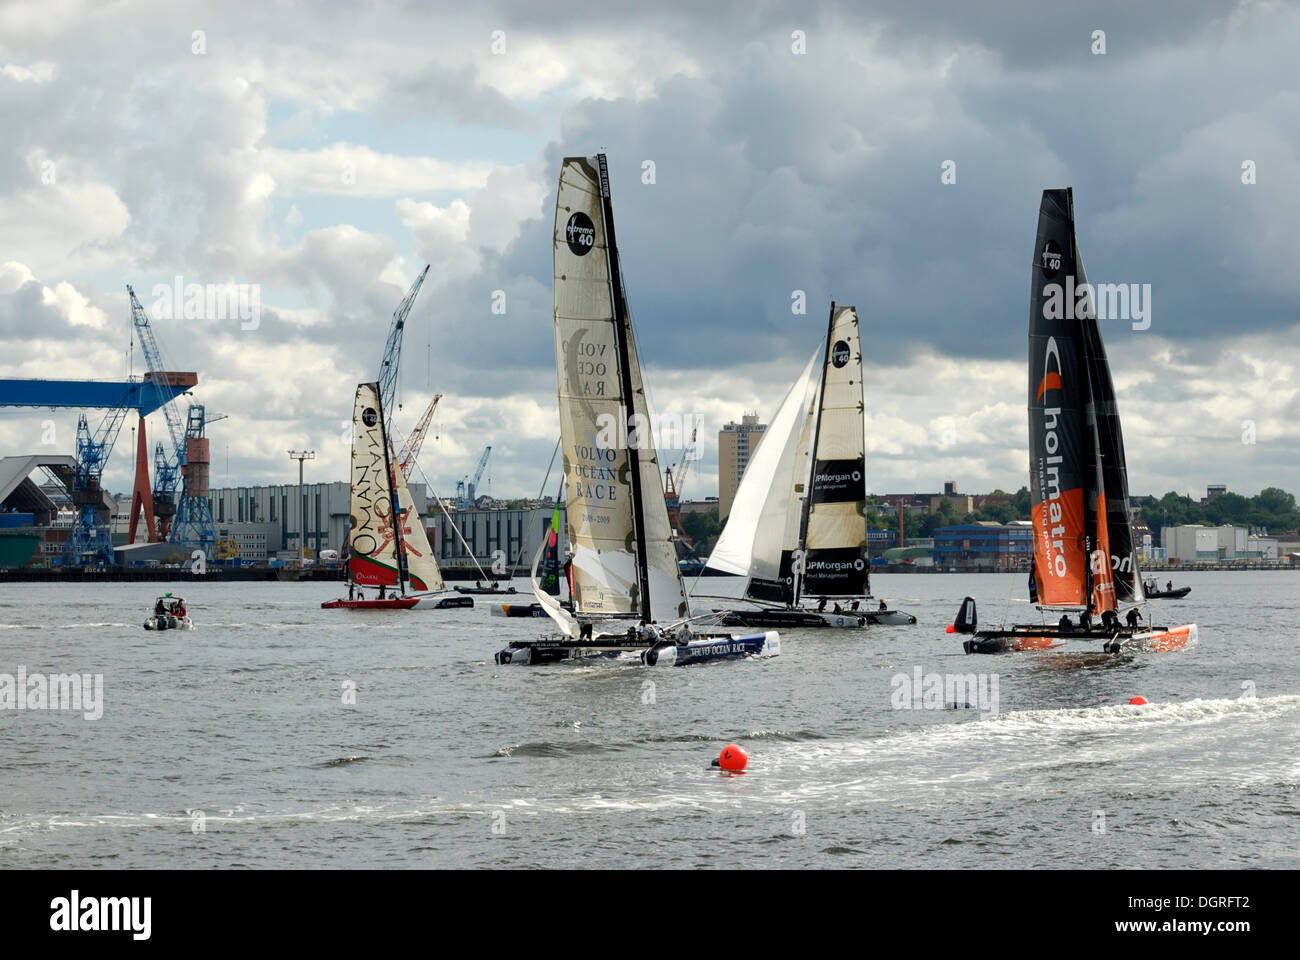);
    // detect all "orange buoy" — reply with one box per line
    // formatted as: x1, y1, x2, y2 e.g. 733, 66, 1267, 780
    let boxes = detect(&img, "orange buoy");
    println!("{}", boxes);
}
1129, 695, 1149, 706
713, 743, 748, 771
945, 624, 956, 633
